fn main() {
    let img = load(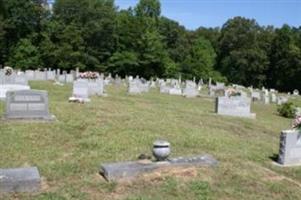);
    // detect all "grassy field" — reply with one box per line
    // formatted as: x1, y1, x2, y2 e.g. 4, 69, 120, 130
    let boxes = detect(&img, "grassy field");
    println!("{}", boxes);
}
1, 81, 301, 200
